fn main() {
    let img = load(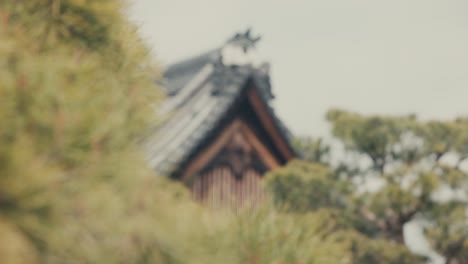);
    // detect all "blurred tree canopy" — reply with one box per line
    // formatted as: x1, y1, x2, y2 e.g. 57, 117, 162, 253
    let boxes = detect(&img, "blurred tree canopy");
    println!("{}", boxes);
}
265, 161, 420, 264
267, 110, 467, 263
0, 0, 167, 262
